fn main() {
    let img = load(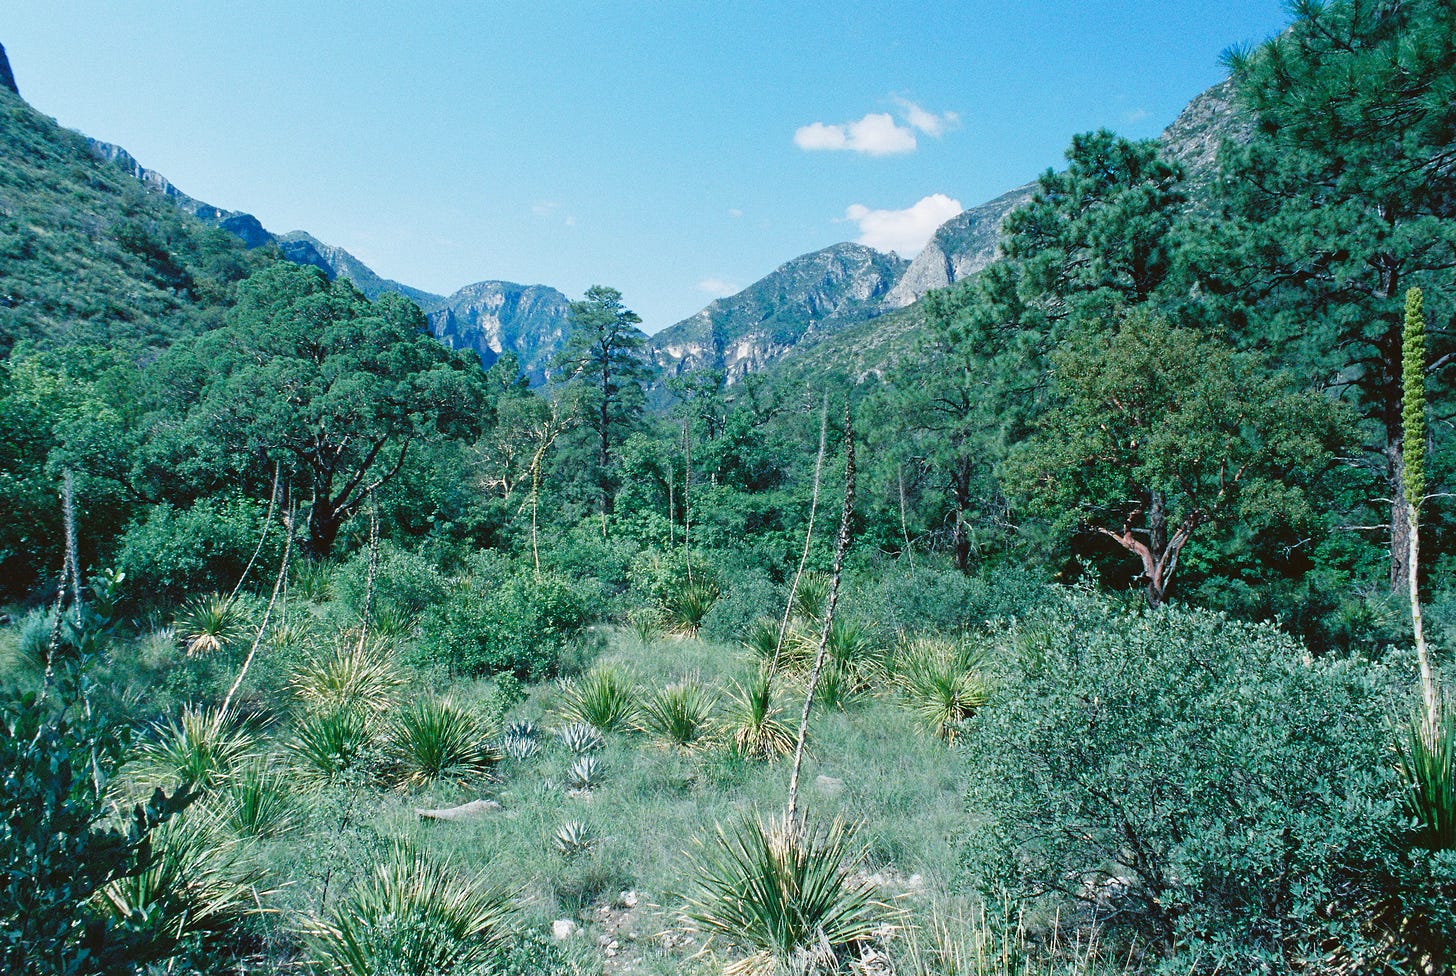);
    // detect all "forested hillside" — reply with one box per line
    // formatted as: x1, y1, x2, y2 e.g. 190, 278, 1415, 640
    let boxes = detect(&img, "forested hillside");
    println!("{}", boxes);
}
3, 3, 1455, 975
